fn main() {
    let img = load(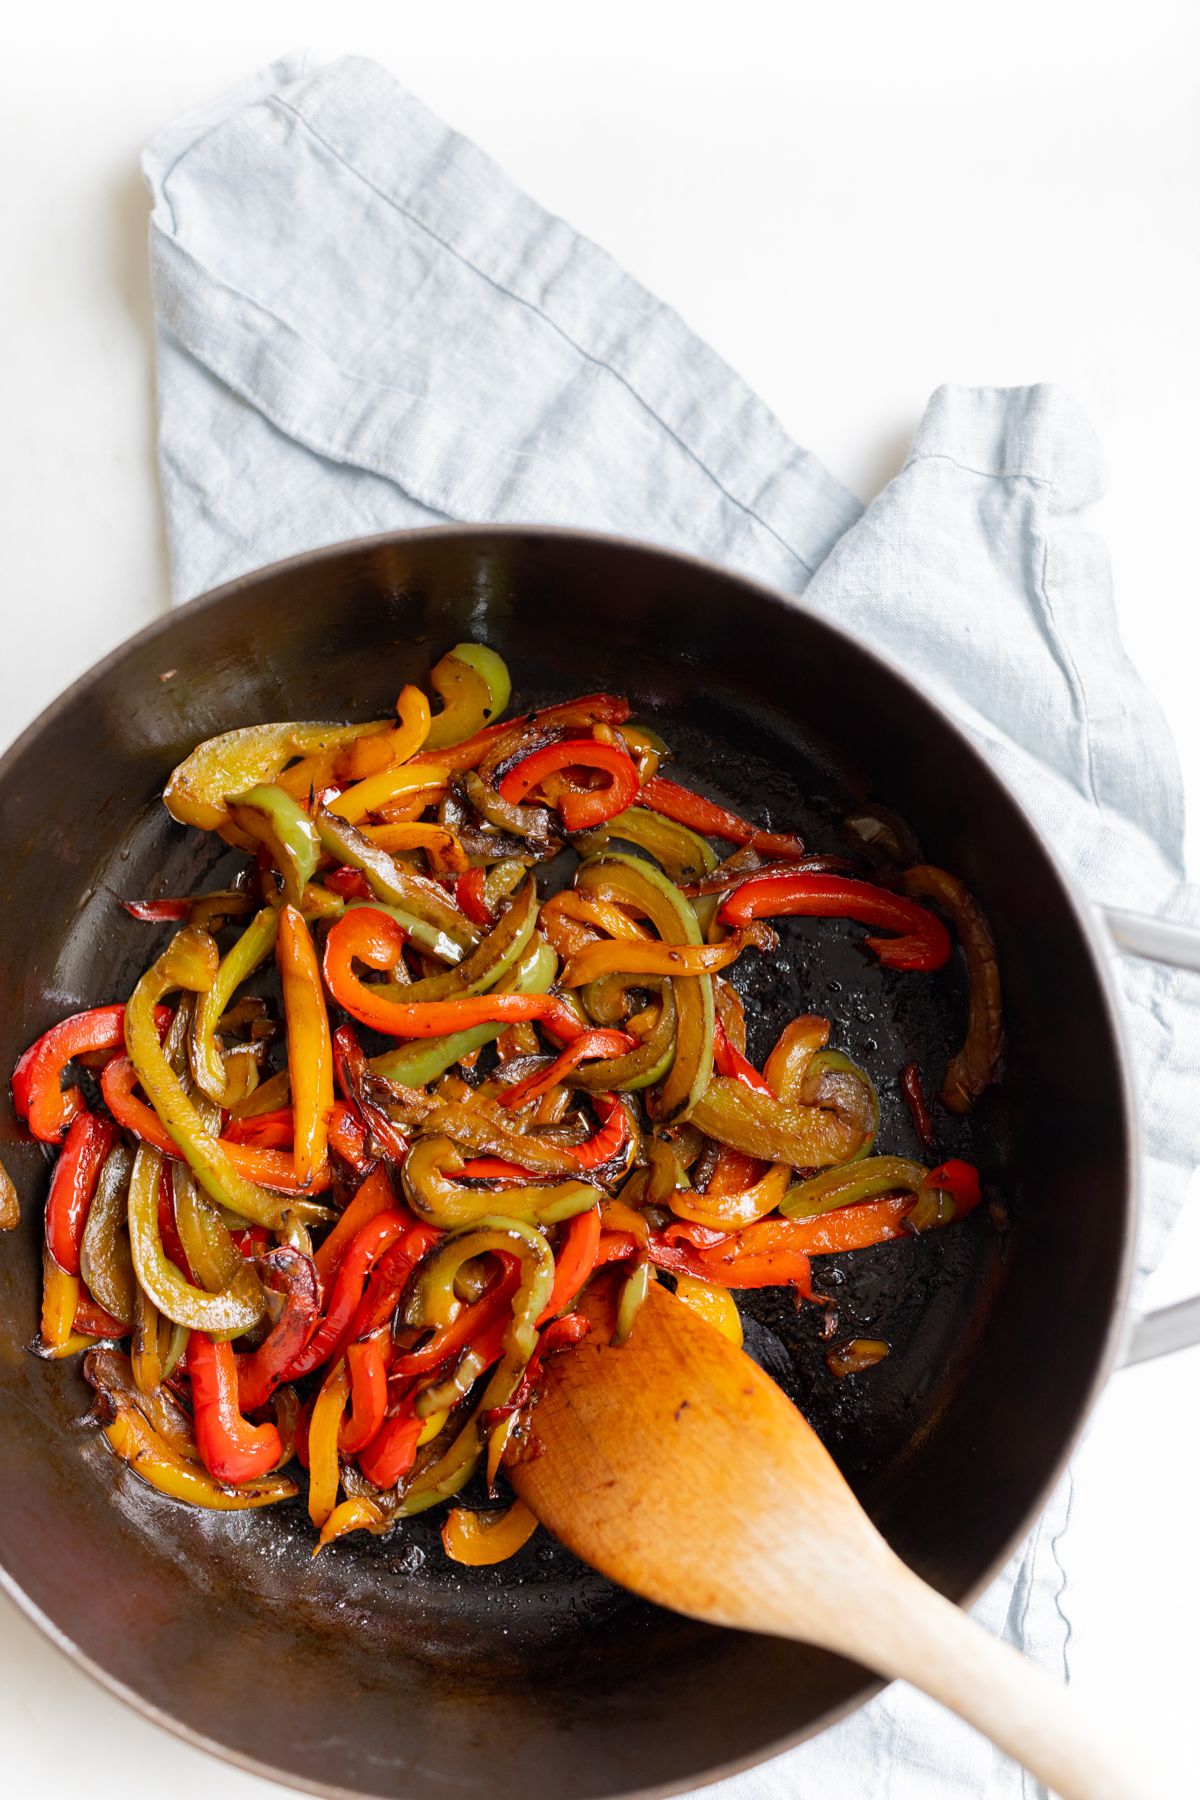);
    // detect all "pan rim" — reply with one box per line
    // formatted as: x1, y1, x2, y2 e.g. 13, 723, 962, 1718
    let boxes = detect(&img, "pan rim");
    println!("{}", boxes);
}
0, 522, 1140, 1800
